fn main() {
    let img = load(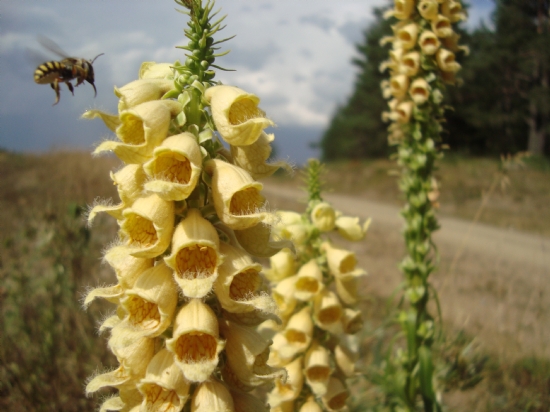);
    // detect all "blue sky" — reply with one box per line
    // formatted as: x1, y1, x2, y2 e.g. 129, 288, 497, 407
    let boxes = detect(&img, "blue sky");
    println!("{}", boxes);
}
0, 0, 493, 164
